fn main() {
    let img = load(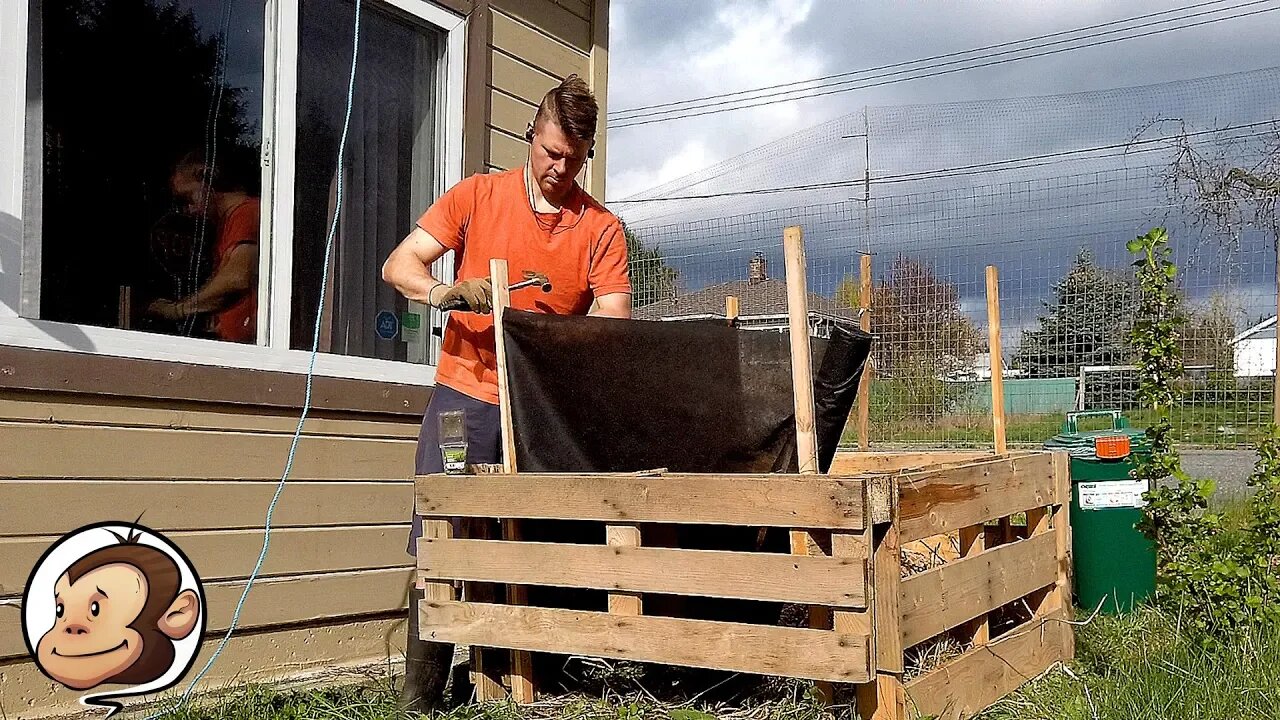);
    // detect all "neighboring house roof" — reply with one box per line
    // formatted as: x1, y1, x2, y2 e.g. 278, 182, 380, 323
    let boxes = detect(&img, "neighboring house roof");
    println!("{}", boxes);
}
634, 278, 859, 322
632, 278, 855, 319
1231, 316, 1277, 344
